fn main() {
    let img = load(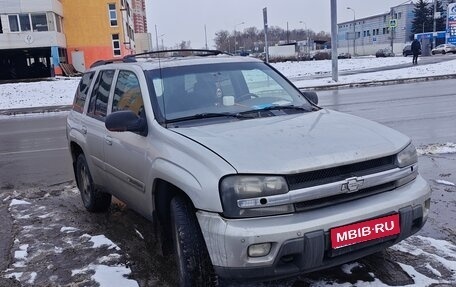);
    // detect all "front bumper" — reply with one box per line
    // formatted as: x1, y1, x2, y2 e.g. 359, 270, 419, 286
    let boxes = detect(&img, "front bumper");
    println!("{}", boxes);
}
196, 175, 430, 281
